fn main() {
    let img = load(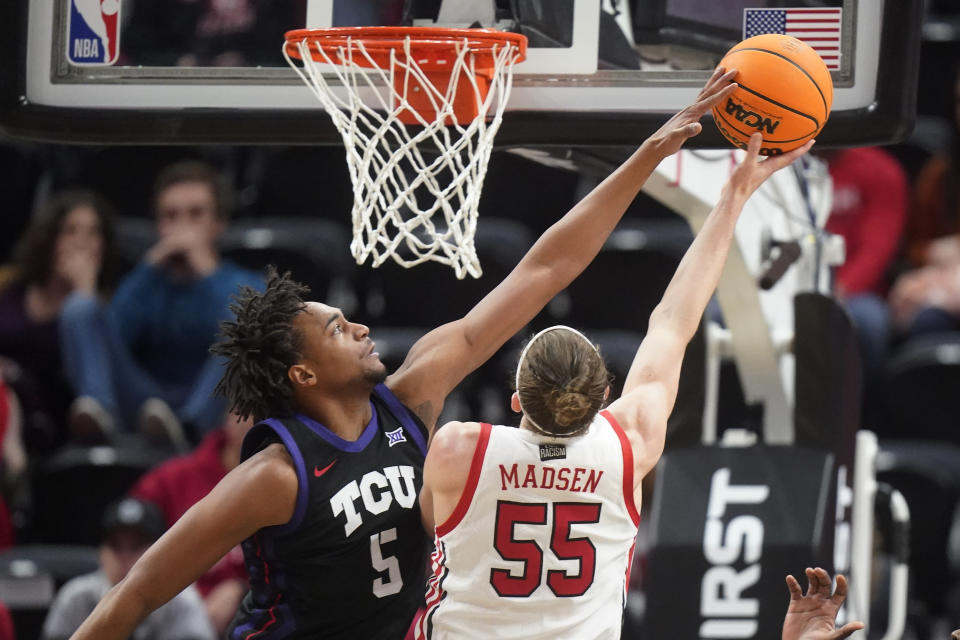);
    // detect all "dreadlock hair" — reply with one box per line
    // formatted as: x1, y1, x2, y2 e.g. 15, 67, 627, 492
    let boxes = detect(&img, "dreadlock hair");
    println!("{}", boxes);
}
211, 267, 309, 423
